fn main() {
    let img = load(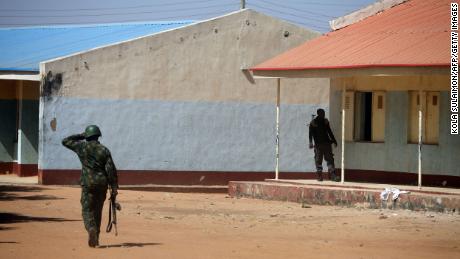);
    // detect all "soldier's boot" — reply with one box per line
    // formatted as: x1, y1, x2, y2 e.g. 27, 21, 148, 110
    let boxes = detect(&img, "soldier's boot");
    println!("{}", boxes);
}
88, 228, 98, 248
316, 172, 323, 182
332, 174, 340, 182
328, 171, 340, 182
